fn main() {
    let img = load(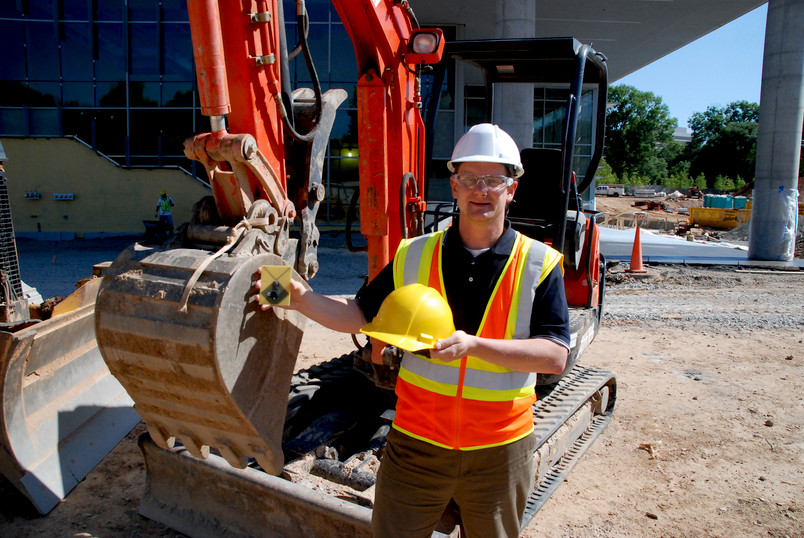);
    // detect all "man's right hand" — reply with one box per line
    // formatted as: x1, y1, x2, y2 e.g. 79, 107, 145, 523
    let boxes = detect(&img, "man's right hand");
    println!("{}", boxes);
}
252, 267, 305, 312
